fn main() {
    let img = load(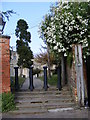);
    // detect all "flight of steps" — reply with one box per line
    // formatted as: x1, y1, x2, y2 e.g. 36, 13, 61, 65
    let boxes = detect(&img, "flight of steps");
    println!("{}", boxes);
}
9, 86, 77, 115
